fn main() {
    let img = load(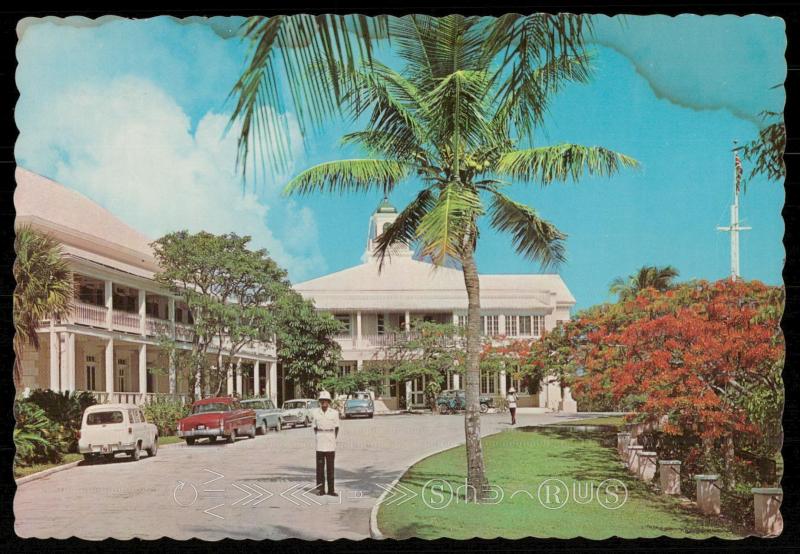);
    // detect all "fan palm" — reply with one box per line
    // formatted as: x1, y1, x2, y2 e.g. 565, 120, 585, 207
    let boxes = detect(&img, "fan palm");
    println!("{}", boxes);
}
274, 15, 638, 498
609, 265, 680, 301
14, 226, 73, 389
